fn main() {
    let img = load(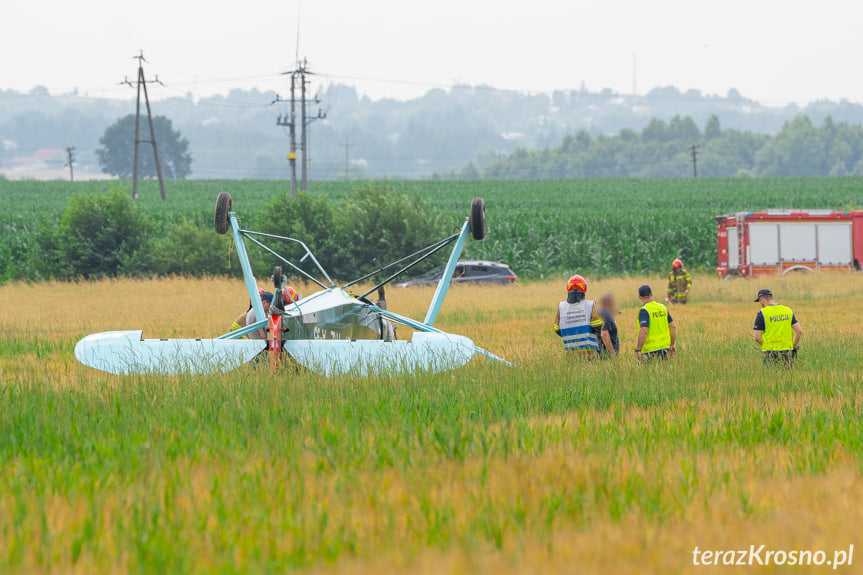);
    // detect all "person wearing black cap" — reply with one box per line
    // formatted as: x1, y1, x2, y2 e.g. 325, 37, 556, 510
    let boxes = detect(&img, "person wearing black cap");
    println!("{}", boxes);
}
635, 284, 676, 361
244, 290, 274, 340
752, 289, 802, 367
